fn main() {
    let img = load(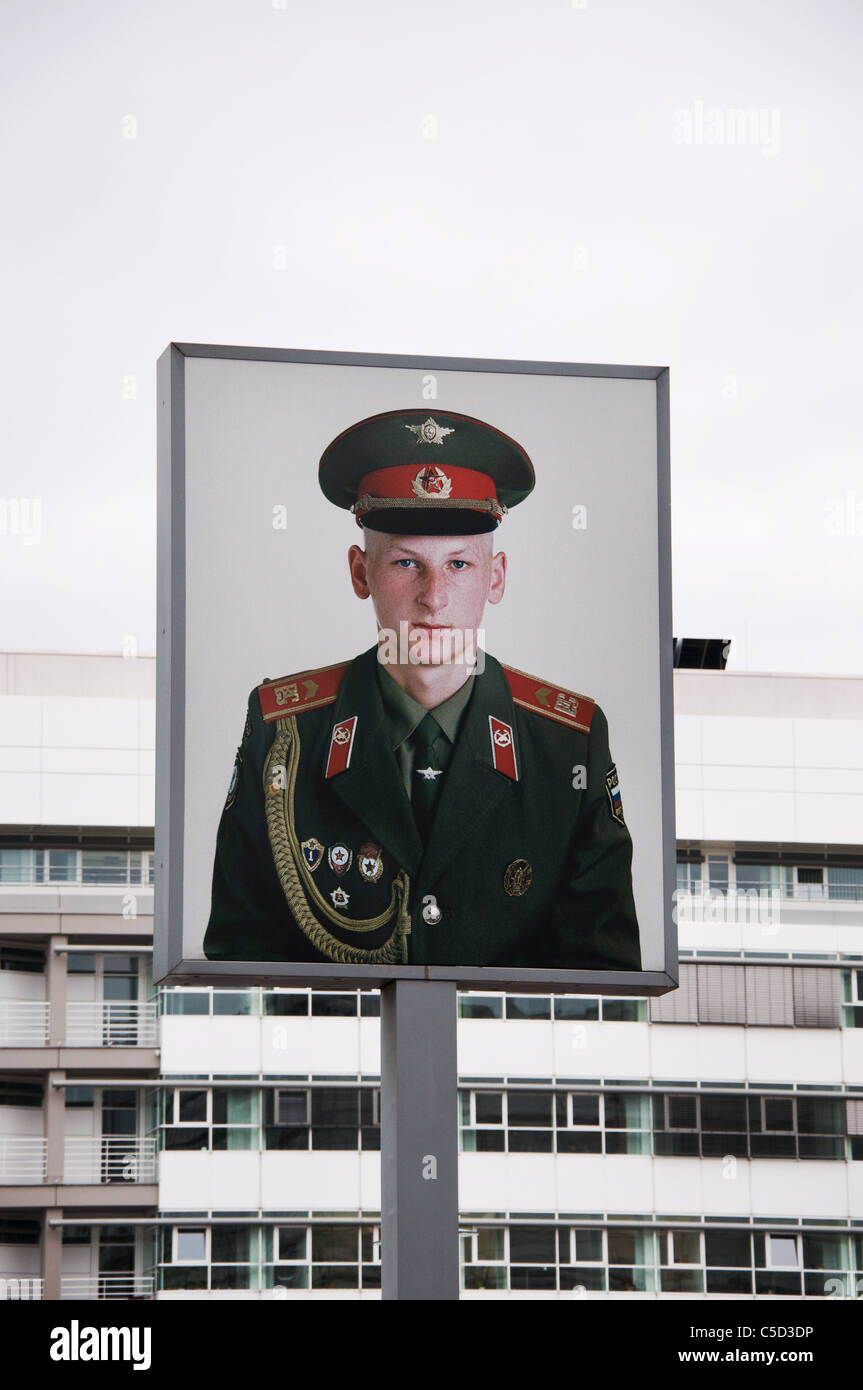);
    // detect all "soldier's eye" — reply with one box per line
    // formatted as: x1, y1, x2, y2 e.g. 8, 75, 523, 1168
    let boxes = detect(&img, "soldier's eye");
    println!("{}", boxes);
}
394, 558, 416, 568
450, 560, 468, 570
